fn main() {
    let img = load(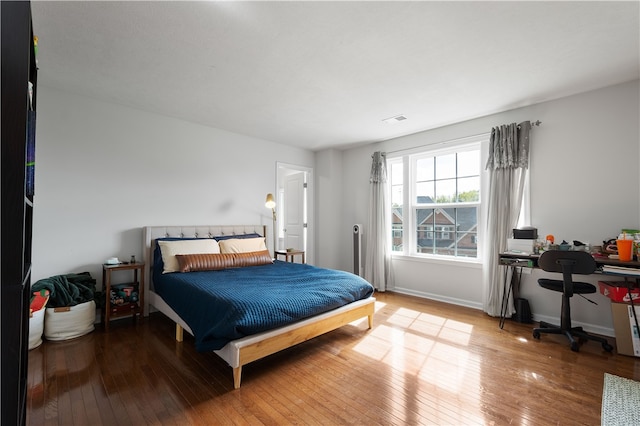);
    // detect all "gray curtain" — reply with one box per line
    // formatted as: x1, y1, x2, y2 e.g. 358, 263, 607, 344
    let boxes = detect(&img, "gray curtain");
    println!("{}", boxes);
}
482, 121, 531, 316
365, 151, 391, 291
